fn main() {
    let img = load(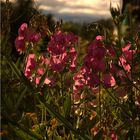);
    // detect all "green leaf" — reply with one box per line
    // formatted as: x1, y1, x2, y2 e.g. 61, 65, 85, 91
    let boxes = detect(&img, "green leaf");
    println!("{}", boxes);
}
11, 124, 35, 140
20, 72, 35, 92
53, 135, 62, 140
8, 59, 21, 79
6, 118, 44, 140
15, 87, 27, 110
7, 58, 36, 93
38, 68, 48, 88
64, 94, 71, 118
